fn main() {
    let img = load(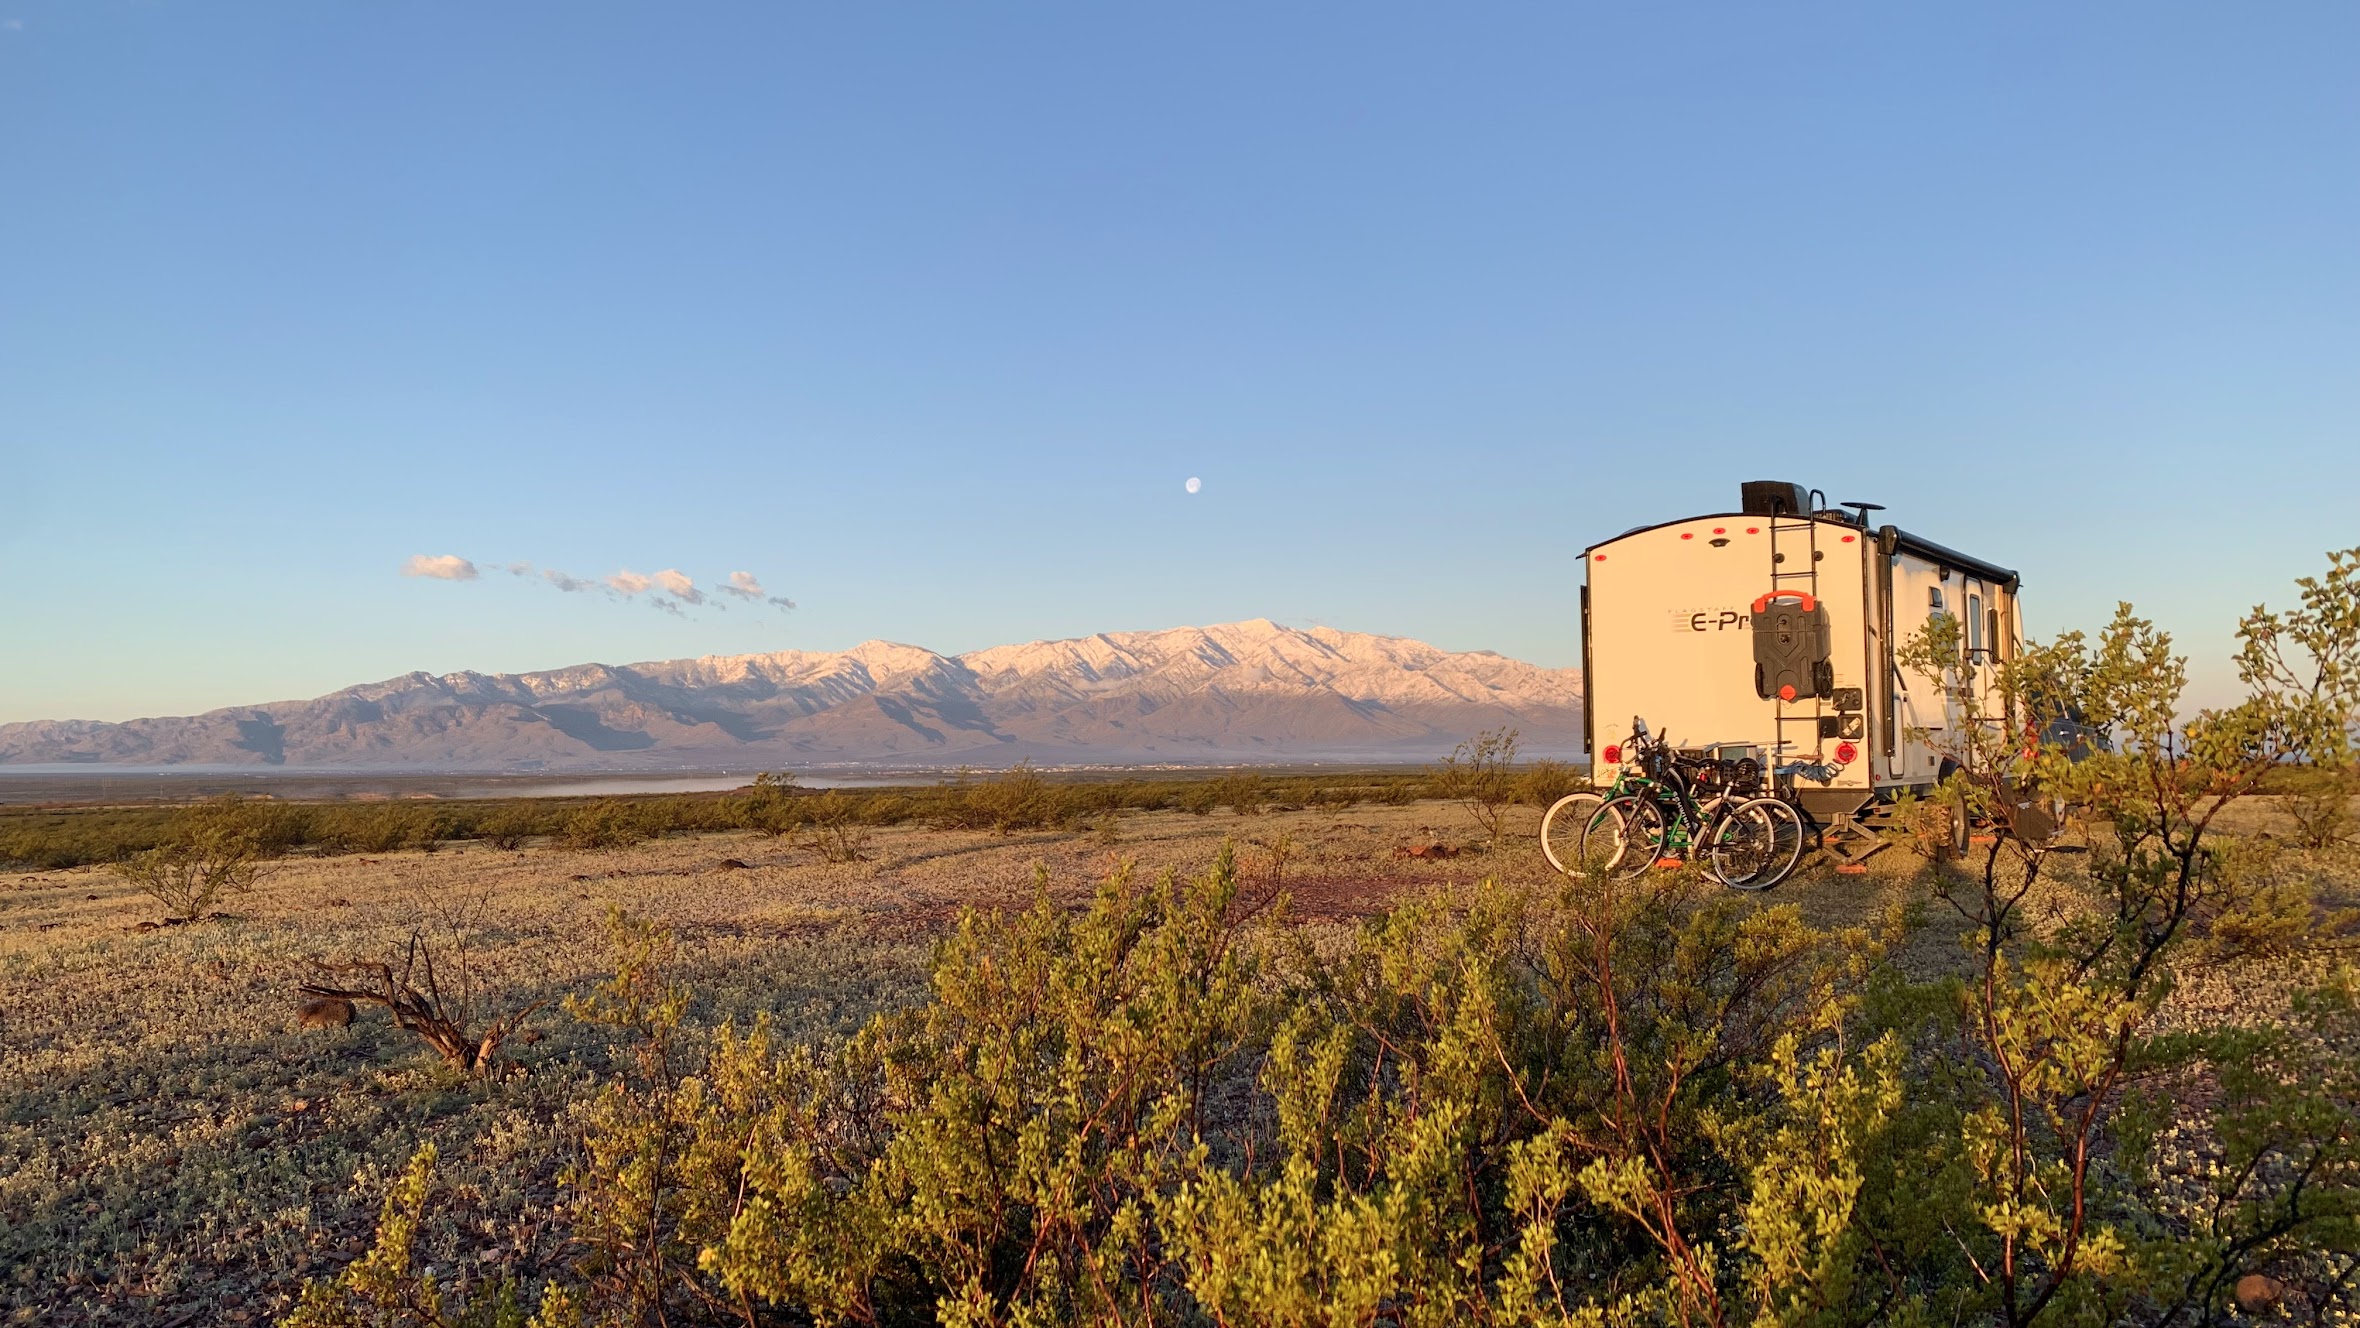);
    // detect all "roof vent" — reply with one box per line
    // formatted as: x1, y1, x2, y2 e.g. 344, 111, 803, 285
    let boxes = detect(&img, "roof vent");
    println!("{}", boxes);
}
1740, 480, 1811, 517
